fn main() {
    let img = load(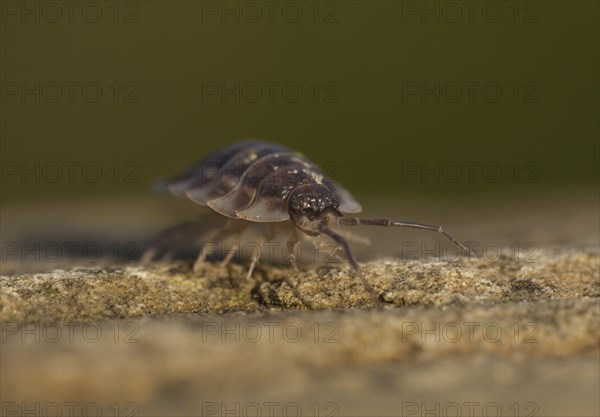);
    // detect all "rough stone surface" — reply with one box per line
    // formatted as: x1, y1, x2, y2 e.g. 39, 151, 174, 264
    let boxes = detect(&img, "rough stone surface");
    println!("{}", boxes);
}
1, 250, 598, 322
1, 196, 599, 416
